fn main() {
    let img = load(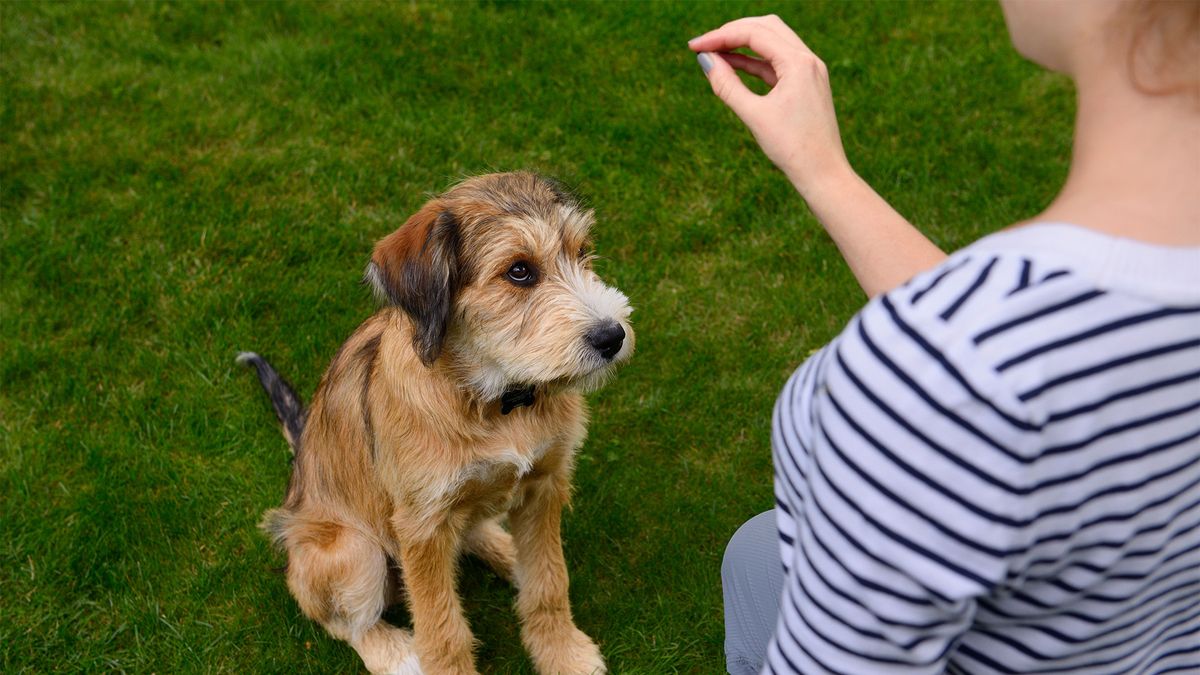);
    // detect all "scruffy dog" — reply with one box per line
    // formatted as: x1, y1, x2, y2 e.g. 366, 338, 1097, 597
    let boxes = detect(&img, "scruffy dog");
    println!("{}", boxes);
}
237, 172, 633, 675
